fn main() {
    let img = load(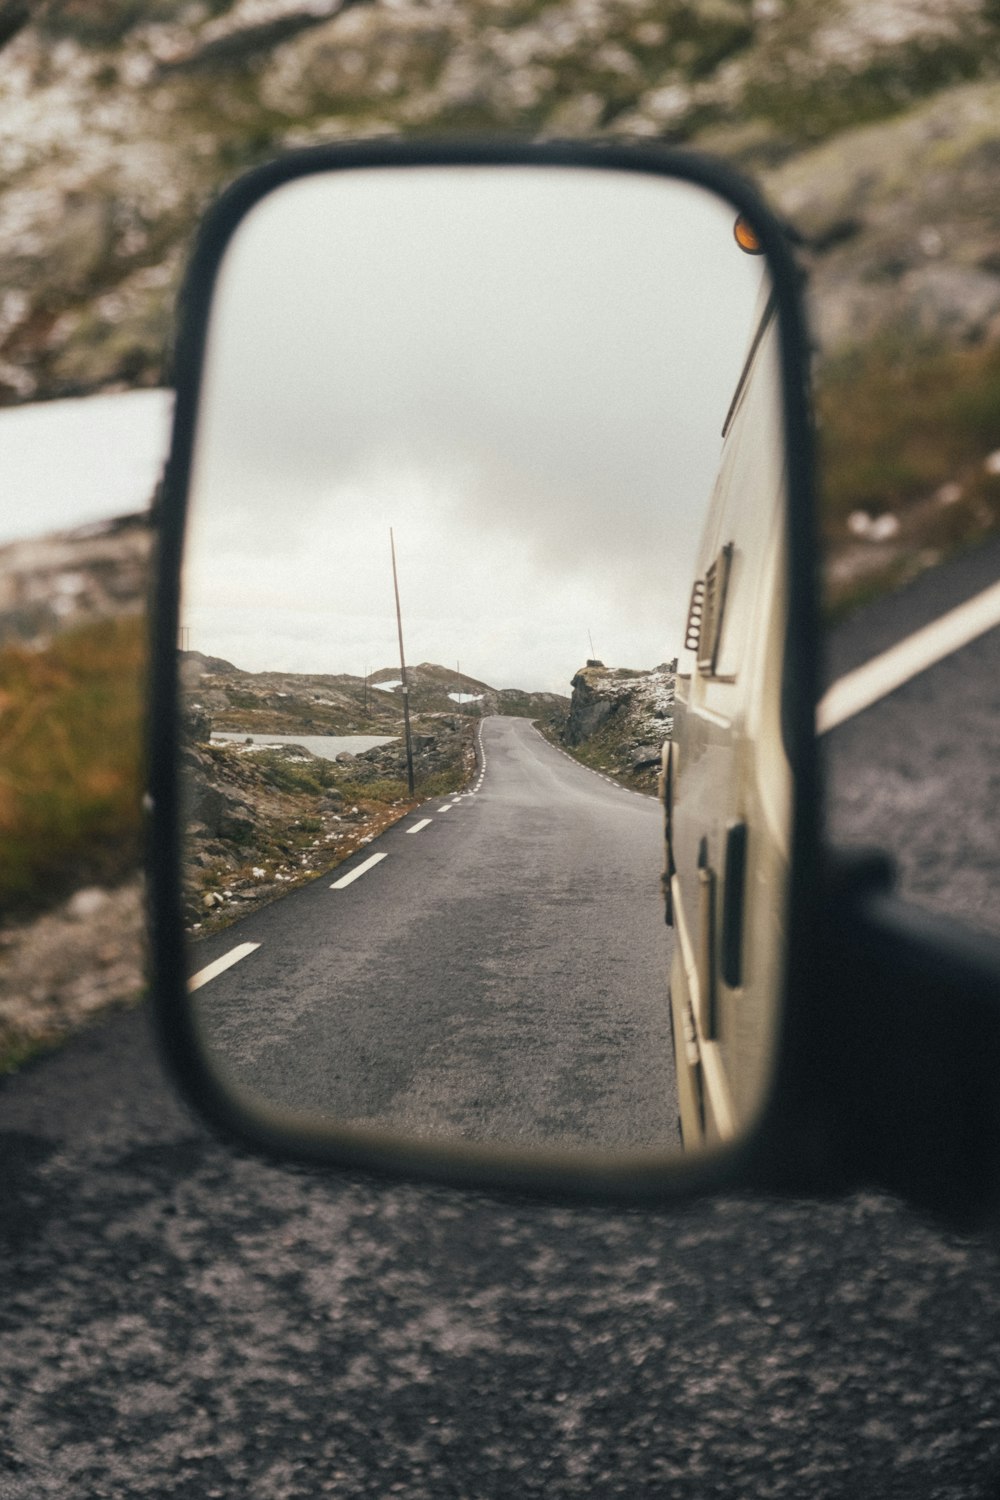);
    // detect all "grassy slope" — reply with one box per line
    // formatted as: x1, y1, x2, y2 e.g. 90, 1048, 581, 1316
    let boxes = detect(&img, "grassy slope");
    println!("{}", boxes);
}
0, 616, 146, 919
817, 338, 1000, 613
